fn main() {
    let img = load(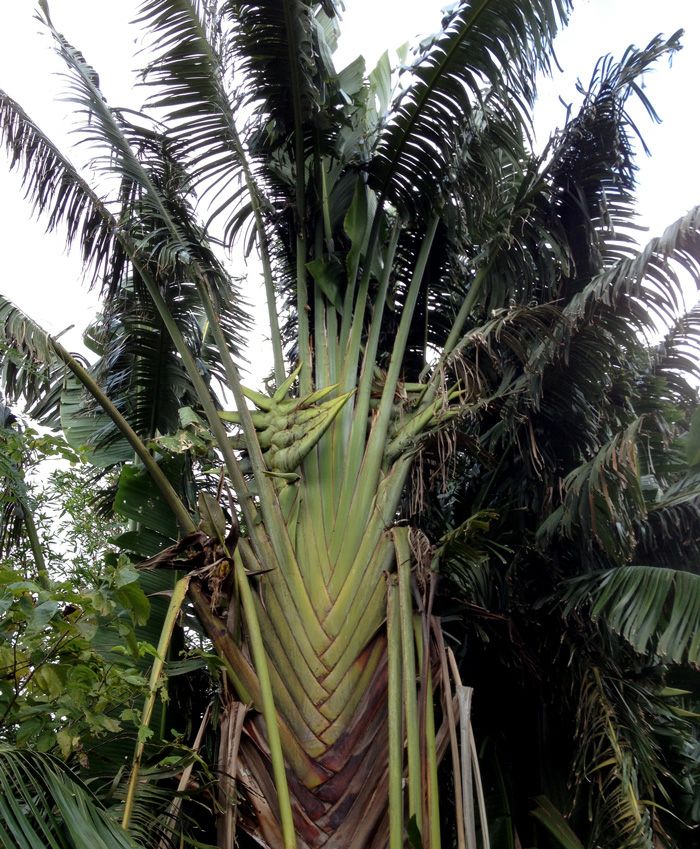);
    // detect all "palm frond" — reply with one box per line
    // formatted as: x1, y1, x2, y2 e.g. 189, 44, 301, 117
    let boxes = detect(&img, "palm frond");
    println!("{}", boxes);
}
650, 298, 700, 391
135, 0, 259, 223
635, 495, 700, 572
537, 419, 645, 559
566, 206, 700, 334
83, 256, 237, 456
444, 31, 686, 329
223, 0, 339, 159
403, 26, 681, 376
544, 33, 683, 293
0, 292, 65, 423
433, 509, 509, 611
0, 744, 141, 849
38, 14, 246, 344
573, 667, 656, 849
0, 83, 245, 430
369, 0, 571, 218
0, 415, 32, 558
0, 91, 122, 291
562, 565, 700, 665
